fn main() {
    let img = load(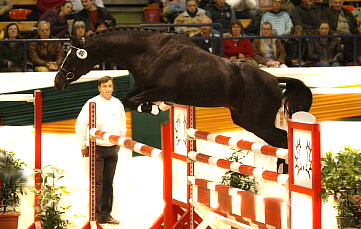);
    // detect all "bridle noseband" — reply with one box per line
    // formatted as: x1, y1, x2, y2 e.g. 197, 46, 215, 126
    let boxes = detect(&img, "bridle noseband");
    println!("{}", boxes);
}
58, 37, 87, 86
